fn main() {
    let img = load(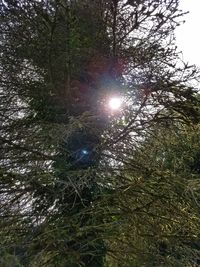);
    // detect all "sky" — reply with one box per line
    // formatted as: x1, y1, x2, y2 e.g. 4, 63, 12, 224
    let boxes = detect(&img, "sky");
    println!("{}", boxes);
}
175, 0, 200, 67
